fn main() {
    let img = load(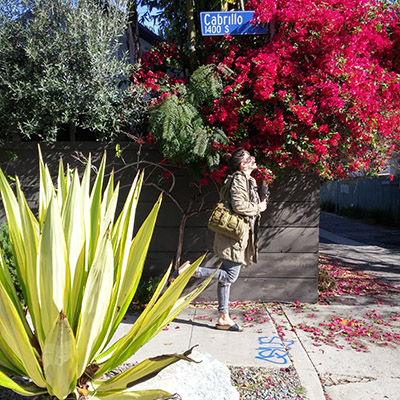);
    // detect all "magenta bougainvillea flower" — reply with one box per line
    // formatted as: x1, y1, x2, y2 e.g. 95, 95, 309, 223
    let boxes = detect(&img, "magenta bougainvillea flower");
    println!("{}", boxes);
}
133, 0, 400, 186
